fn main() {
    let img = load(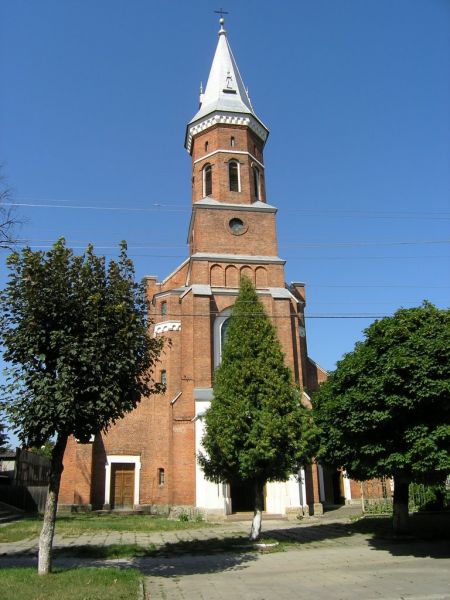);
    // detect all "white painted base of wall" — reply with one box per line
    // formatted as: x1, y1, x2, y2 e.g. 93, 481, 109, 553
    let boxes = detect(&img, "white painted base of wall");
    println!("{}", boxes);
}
195, 399, 307, 516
